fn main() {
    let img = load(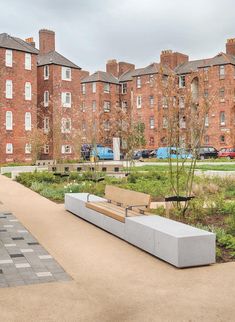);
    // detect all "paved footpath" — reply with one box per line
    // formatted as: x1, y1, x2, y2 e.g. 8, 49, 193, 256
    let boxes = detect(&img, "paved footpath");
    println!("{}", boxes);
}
0, 175, 235, 322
